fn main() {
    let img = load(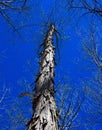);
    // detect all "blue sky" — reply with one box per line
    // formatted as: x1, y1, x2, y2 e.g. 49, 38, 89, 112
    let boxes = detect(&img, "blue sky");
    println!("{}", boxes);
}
0, 0, 102, 129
